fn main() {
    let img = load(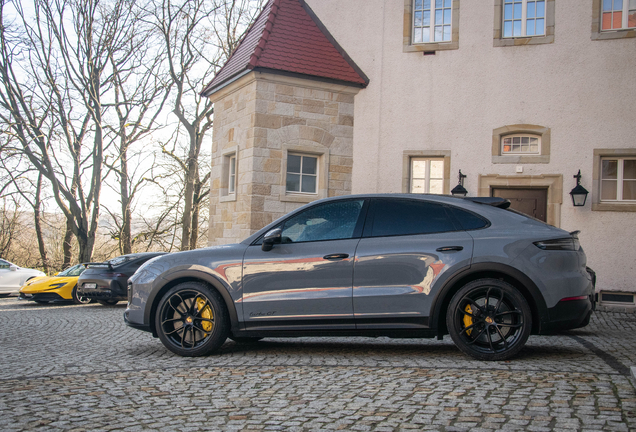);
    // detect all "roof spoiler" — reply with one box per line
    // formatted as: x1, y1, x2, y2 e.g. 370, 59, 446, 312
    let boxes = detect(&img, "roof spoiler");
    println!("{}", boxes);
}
83, 262, 114, 270
464, 197, 511, 209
